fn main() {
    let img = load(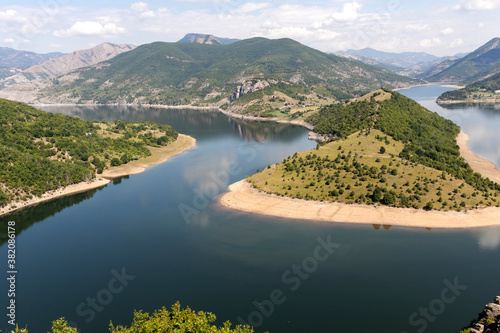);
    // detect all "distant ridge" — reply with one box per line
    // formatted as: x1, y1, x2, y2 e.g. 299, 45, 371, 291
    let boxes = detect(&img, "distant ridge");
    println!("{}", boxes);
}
0, 42, 136, 88
0, 47, 64, 69
421, 37, 500, 83
338, 48, 467, 78
177, 33, 239, 45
